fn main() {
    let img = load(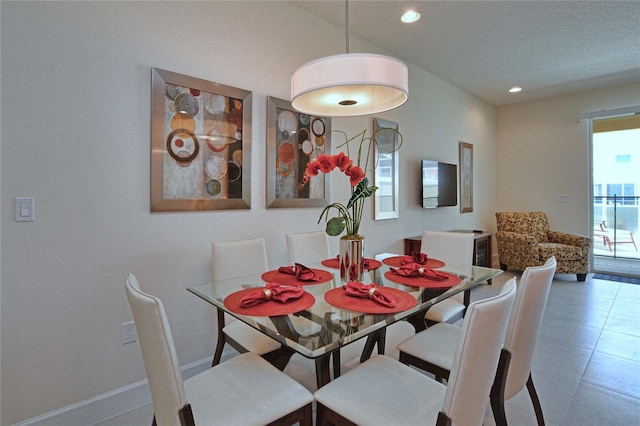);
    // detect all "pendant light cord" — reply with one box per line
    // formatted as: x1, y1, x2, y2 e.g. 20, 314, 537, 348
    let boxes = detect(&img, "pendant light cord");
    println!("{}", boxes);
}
345, 0, 350, 54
